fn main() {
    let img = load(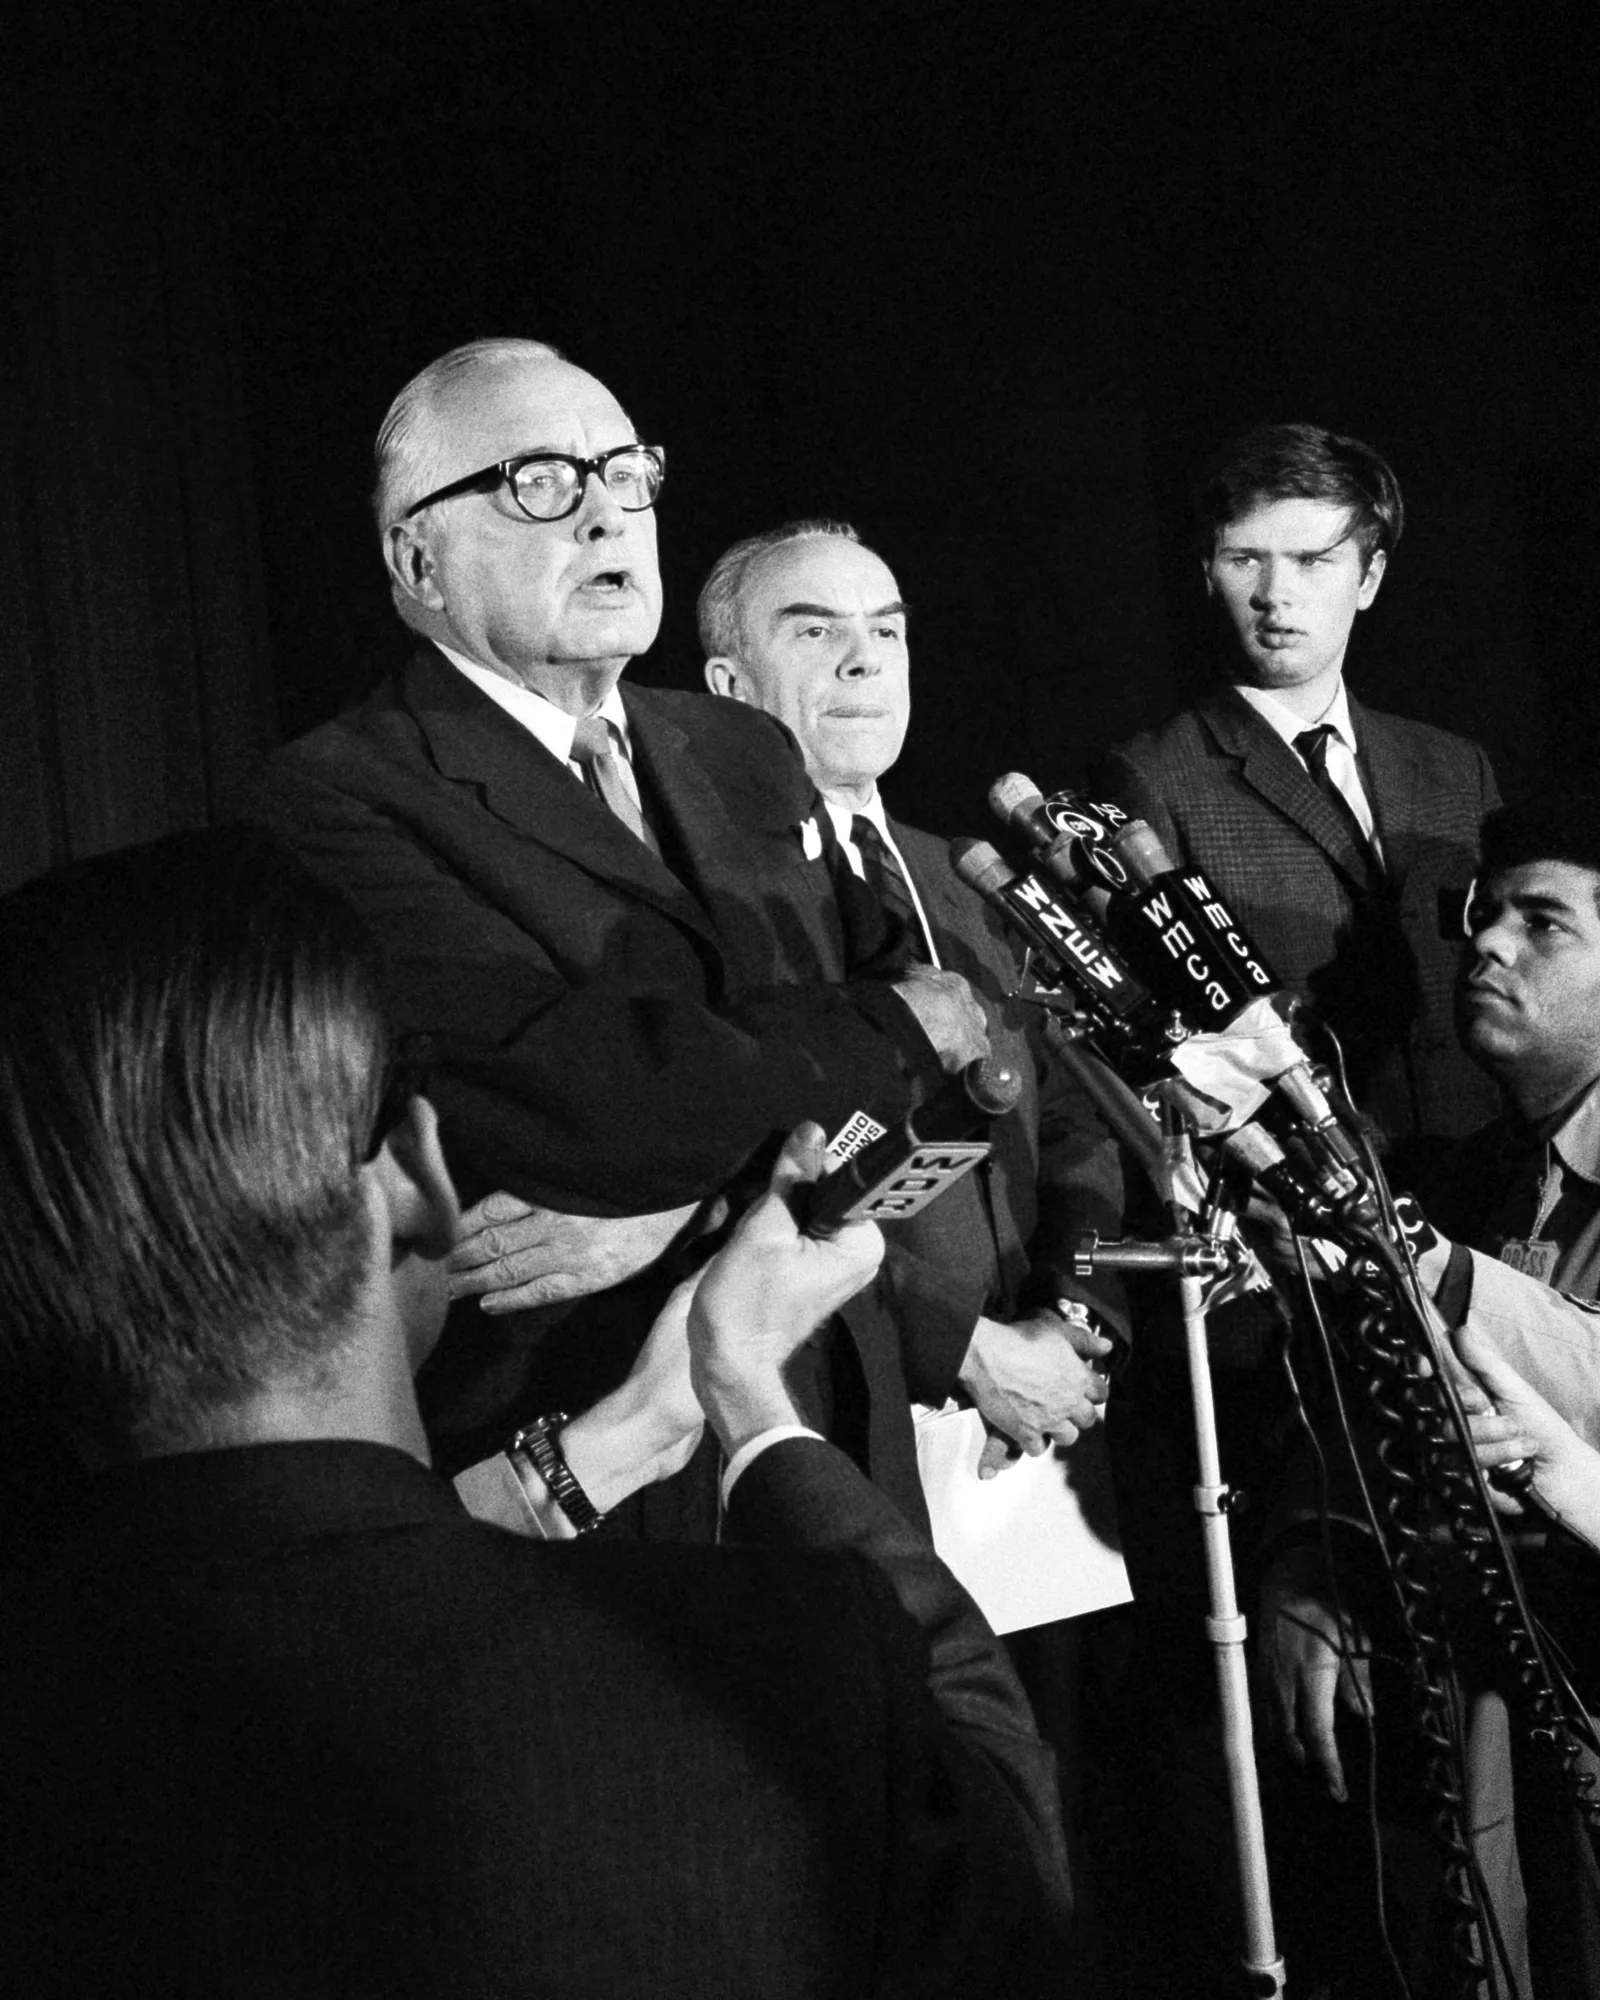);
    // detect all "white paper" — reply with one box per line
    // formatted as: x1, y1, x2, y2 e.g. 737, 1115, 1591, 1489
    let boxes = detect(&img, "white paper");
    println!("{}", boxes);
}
914, 1403, 1133, 1635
